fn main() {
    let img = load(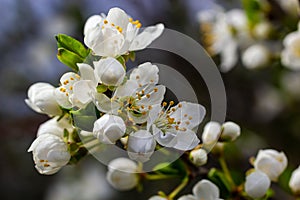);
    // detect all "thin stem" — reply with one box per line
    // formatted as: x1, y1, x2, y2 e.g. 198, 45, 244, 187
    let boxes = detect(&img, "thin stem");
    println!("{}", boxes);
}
145, 174, 179, 181
219, 156, 235, 188
81, 139, 100, 149
168, 175, 189, 200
